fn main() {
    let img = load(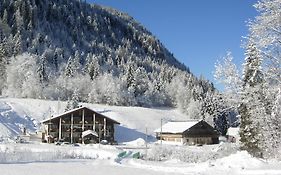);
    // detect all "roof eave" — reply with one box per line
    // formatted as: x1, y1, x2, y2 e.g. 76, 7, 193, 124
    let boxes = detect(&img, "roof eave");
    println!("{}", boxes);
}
41, 106, 120, 124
